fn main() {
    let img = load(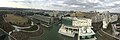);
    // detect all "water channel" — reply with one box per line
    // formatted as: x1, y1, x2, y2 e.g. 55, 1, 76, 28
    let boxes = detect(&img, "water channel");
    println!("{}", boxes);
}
28, 23, 77, 40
